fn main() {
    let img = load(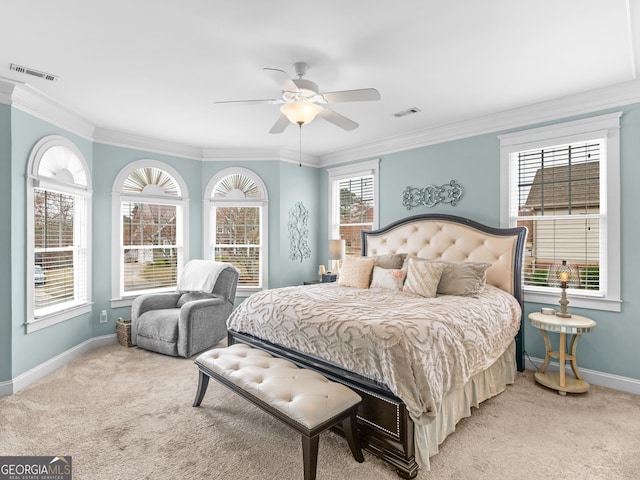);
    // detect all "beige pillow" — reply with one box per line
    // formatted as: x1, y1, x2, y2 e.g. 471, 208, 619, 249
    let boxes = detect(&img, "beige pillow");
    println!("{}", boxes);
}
437, 261, 492, 297
403, 257, 445, 298
373, 253, 406, 270
370, 266, 406, 291
338, 256, 376, 289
